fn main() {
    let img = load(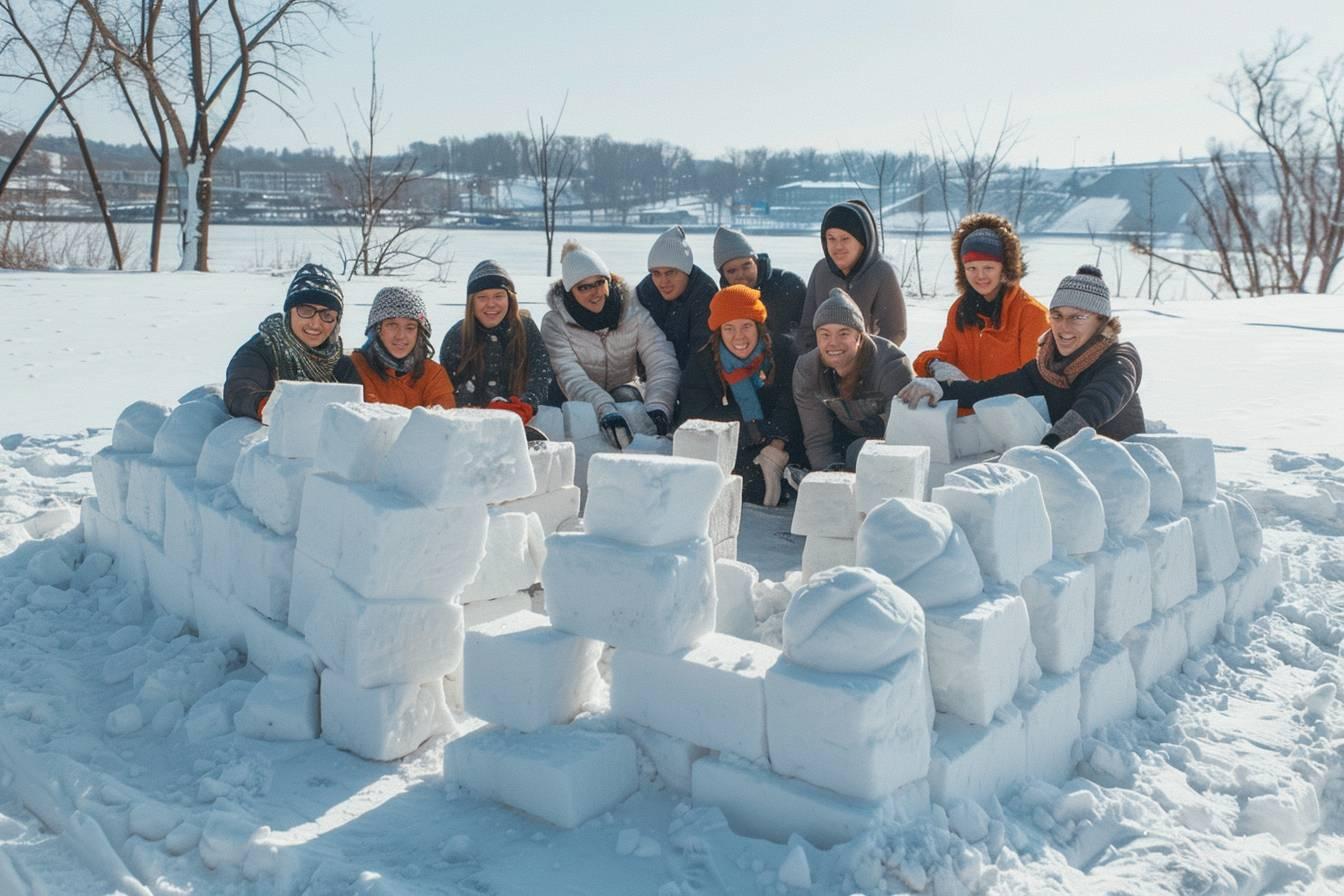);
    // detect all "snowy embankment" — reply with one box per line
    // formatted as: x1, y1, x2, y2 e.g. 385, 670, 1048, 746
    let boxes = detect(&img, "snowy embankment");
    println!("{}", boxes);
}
1, 271, 1342, 894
